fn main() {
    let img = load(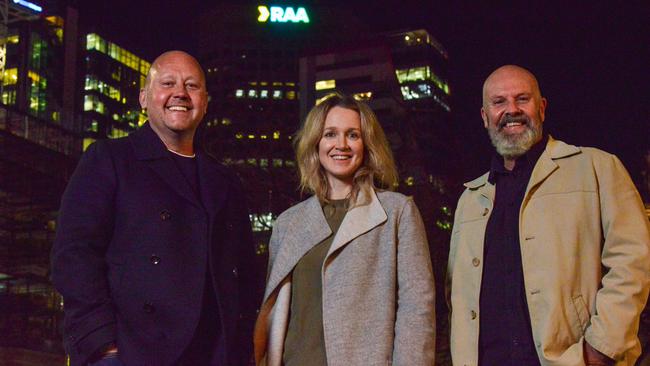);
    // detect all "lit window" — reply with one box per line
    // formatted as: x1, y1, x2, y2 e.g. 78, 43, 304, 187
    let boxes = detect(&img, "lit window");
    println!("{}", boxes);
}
285, 160, 296, 168
272, 90, 282, 99
260, 135, 267, 139
260, 90, 269, 98
235, 132, 243, 139
315, 79, 335, 90
248, 134, 255, 139
2, 68, 18, 86
6, 35, 19, 44
247, 158, 257, 166
260, 81, 268, 86
83, 138, 96, 151
222, 118, 232, 125
272, 81, 283, 86
405, 176, 414, 186
249, 212, 275, 232
260, 159, 269, 167
248, 89, 257, 98
353, 91, 372, 101
273, 131, 280, 139
272, 159, 283, 167
285, 82, 295, 86
286, 91, 296, 100
235, 89, 244, 98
